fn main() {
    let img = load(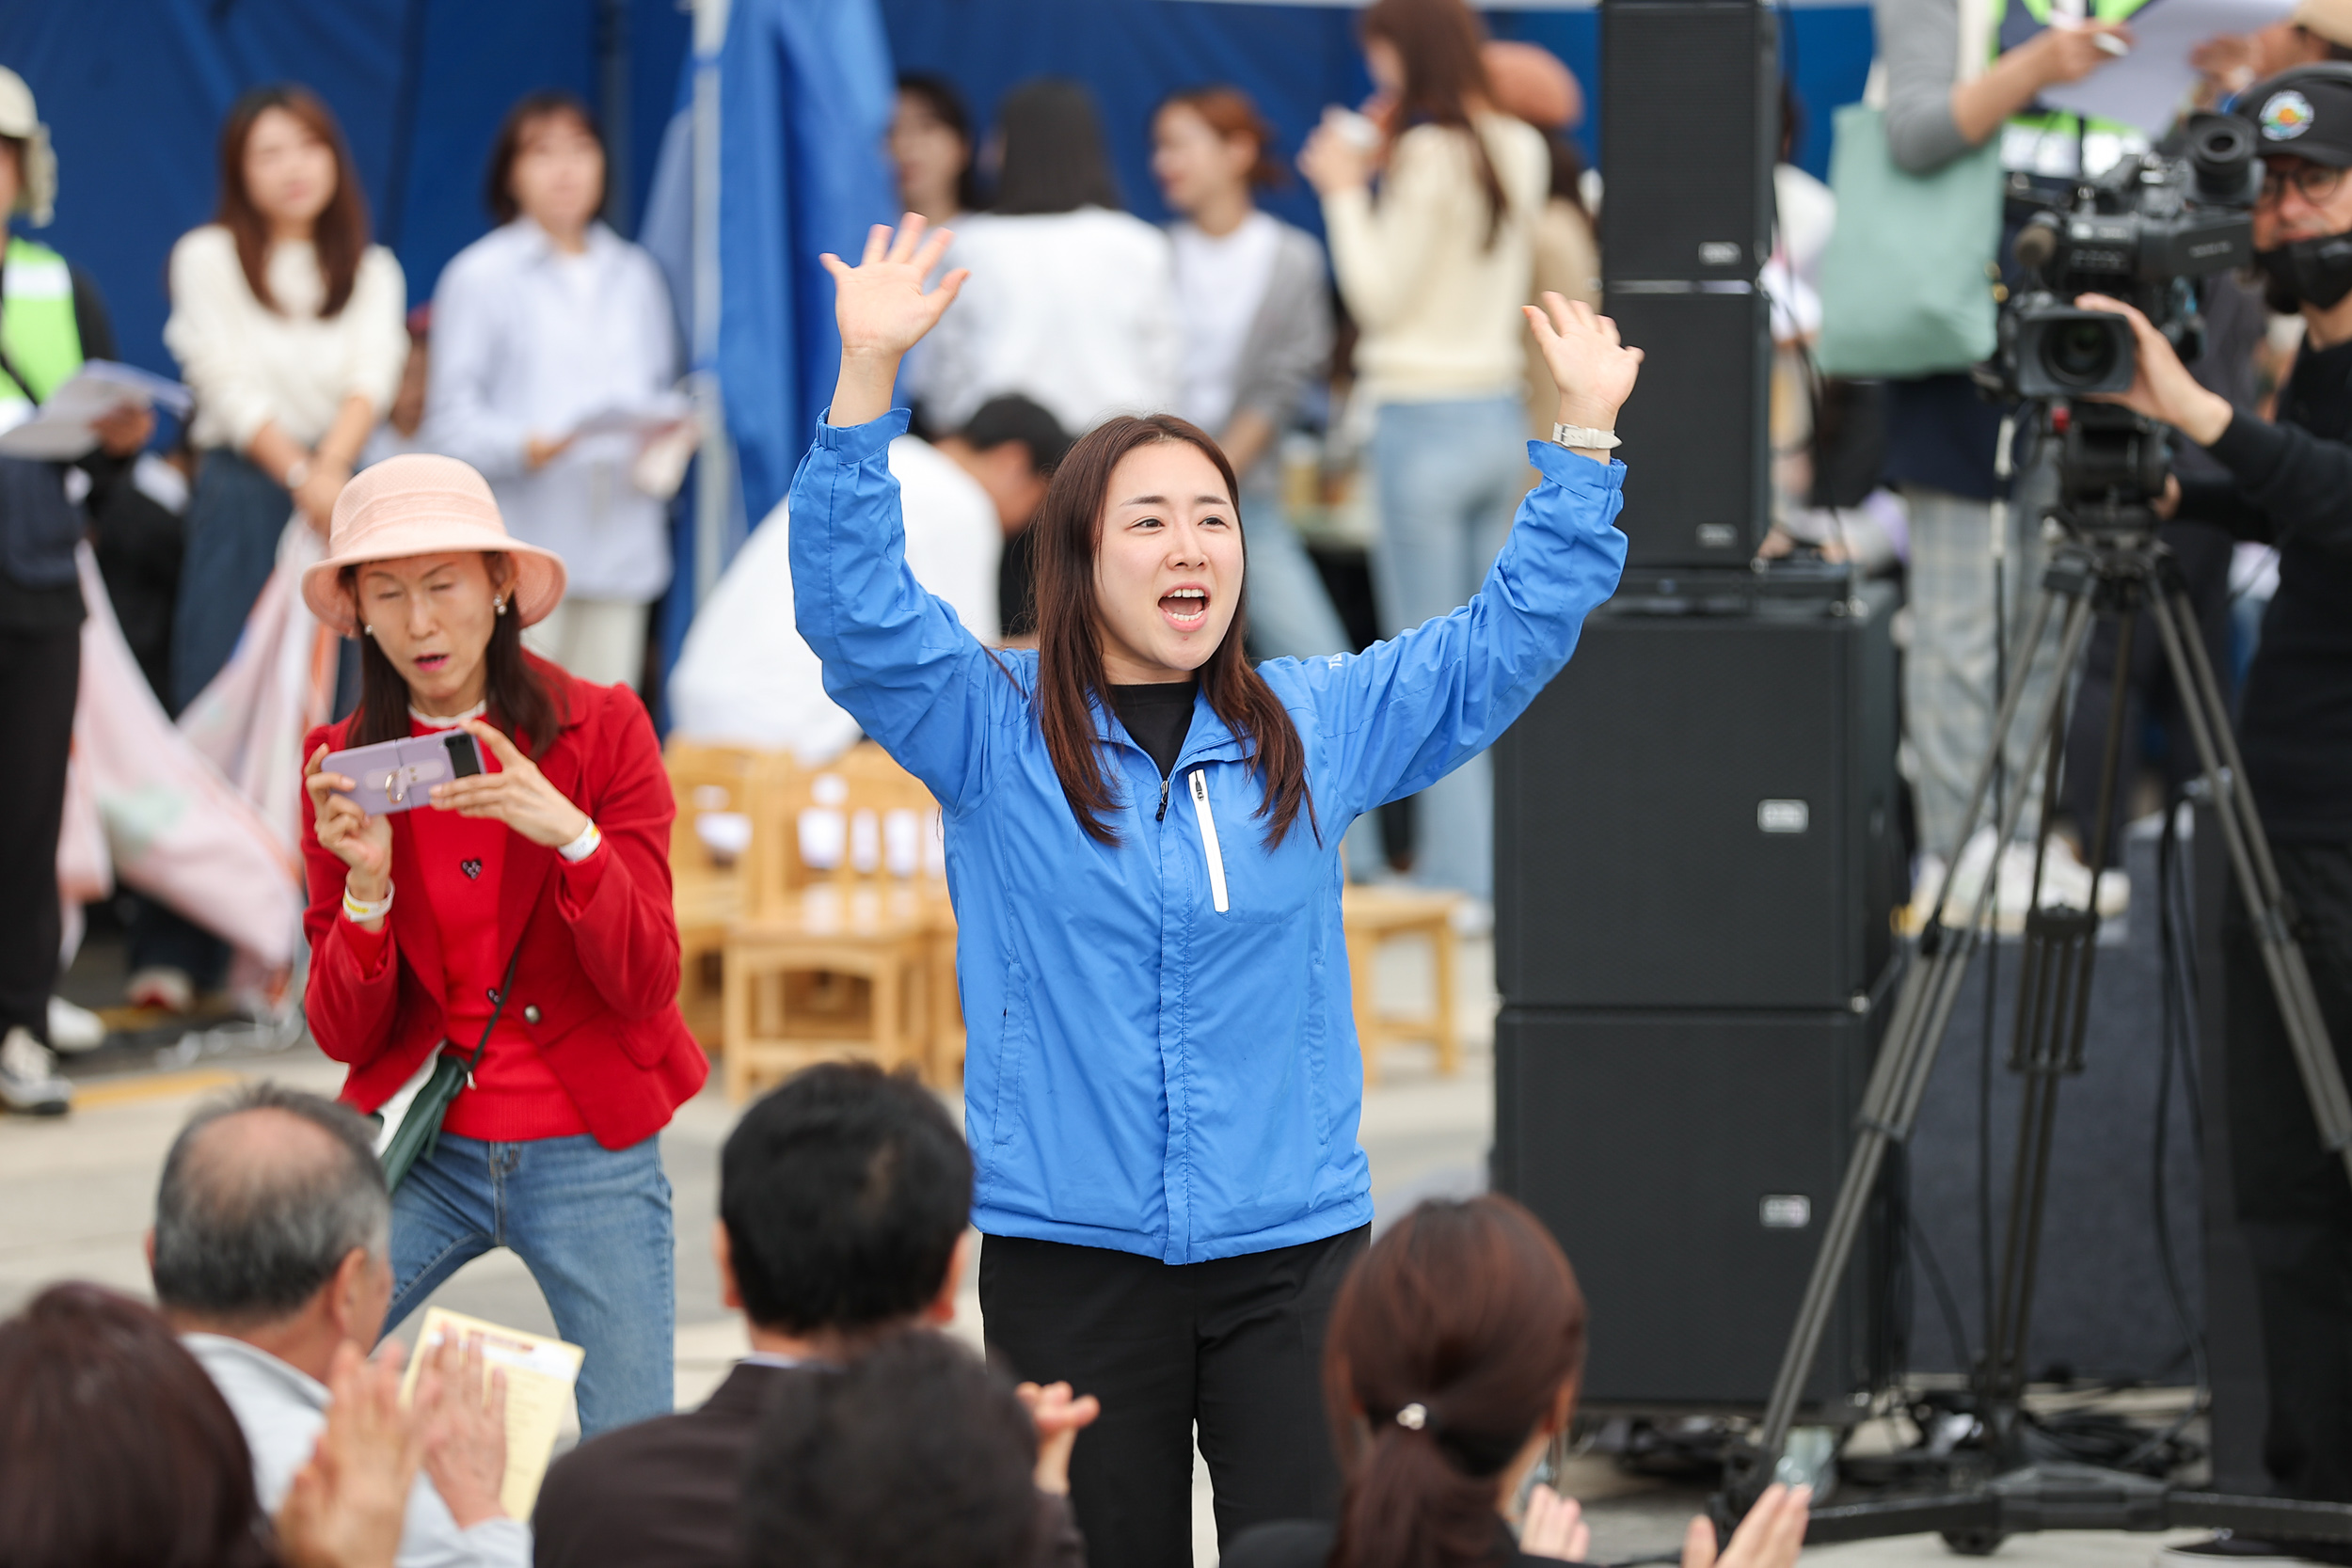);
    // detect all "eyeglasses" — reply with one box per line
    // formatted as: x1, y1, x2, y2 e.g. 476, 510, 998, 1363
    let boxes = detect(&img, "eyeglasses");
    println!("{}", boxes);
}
2258, 162, 2347, 209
